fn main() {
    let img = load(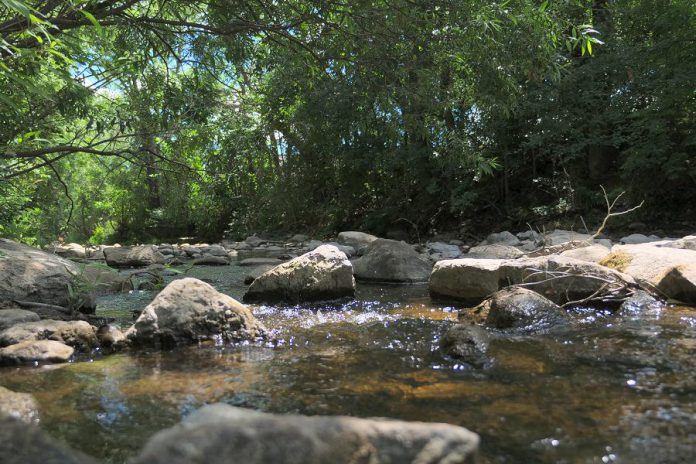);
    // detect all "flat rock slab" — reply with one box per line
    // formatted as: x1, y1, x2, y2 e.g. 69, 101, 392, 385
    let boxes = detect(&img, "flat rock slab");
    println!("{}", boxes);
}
0, 340, 74, 365
103, 245, 166, 268
0, 386, 39, 424
430, 255, 636, 305
132, 403, 479, 464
